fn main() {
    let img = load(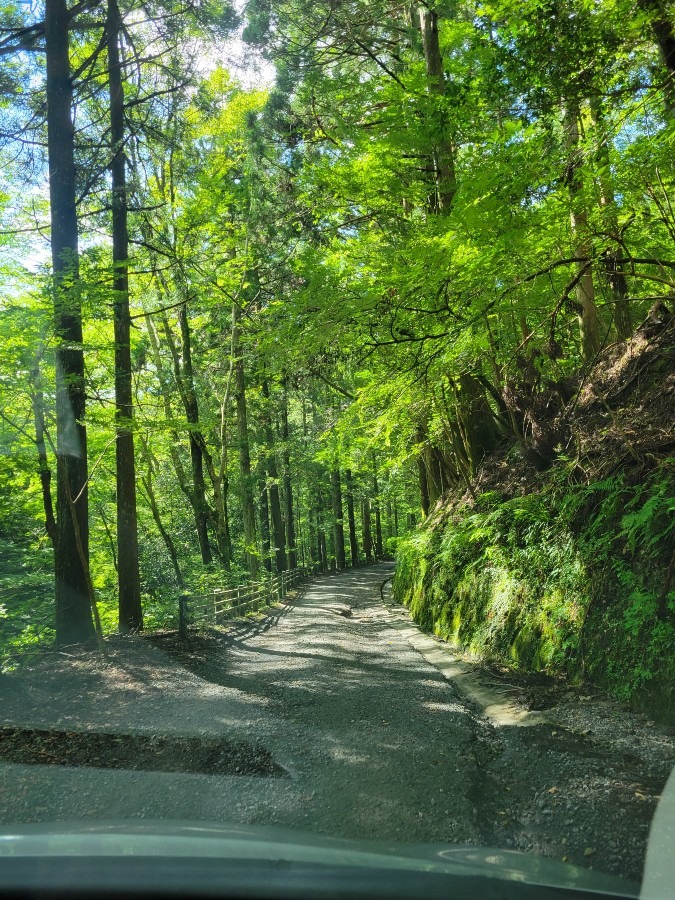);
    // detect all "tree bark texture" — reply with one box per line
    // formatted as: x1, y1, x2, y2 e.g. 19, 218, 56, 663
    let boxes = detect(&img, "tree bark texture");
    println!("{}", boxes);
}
262, 381, 287, 571
372, 458, 384, 559
233, 304, 259, 577
281, 381, 297, 568
362, 497, 373, 563
258, 463, 272, 573
345, 468, 359, 565
589, 98, 632, 340
316, 497, 327, 572
564, 102, 602, 363
454, 373, 501, 476
418, 6, 455, 212
177, 304, 212, 565
417, 427, 431, 517
45, 0, 96, 646
331, 467, 346, 569
107, 0, 142, 631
